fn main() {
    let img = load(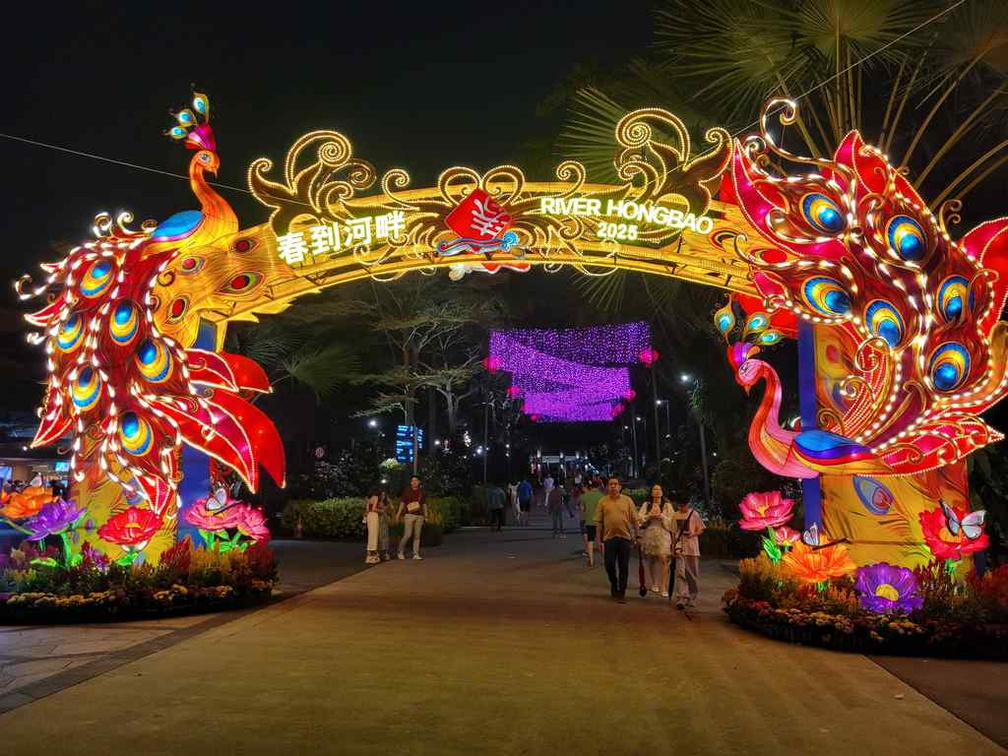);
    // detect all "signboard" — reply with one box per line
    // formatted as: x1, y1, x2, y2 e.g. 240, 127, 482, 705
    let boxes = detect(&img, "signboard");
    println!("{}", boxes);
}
395, 425, 424, 464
